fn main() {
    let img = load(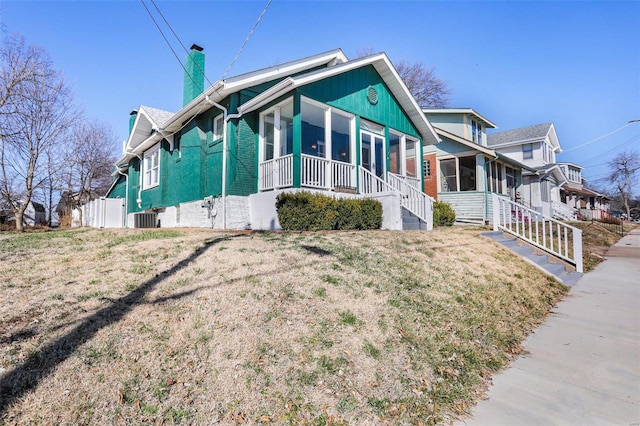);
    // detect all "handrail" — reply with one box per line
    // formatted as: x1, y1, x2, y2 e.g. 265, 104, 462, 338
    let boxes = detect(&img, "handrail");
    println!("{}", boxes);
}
493, 194, 583, 273
552, 201, 577, 221
387, 172, 433, 230
358, 166, 395, 194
